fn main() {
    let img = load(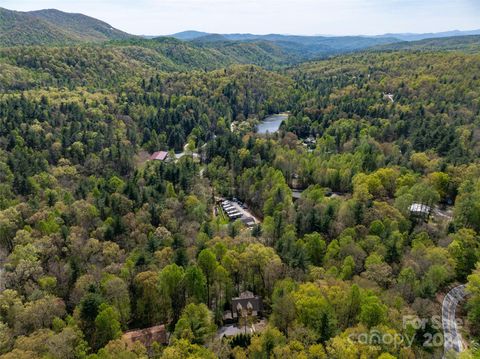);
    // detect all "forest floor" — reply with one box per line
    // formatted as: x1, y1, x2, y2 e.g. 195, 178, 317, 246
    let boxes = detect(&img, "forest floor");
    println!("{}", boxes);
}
433, 206, 453, 221
134, 150, 152, 168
